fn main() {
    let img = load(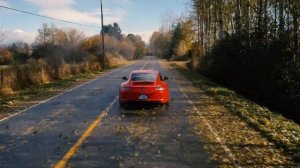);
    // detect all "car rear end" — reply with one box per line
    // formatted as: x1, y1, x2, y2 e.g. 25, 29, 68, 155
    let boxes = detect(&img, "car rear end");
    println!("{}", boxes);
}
119, 71, 169, 105
120, 81, 168, 103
